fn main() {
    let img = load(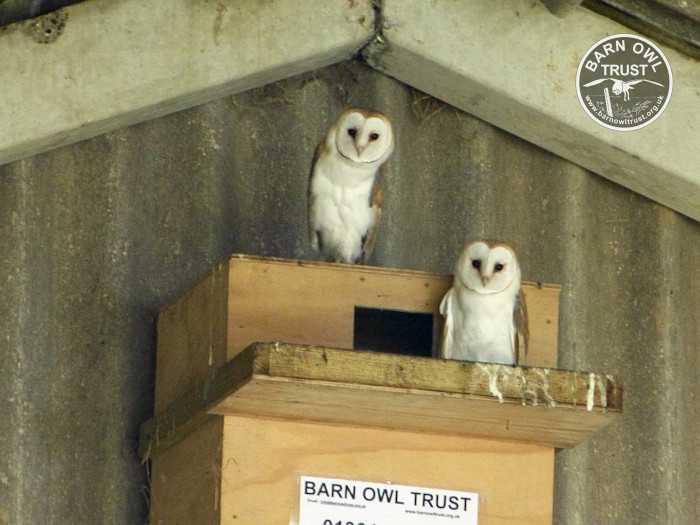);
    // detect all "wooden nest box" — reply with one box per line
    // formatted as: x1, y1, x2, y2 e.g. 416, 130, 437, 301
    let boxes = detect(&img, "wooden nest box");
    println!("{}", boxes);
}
142, 255, 622, 524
